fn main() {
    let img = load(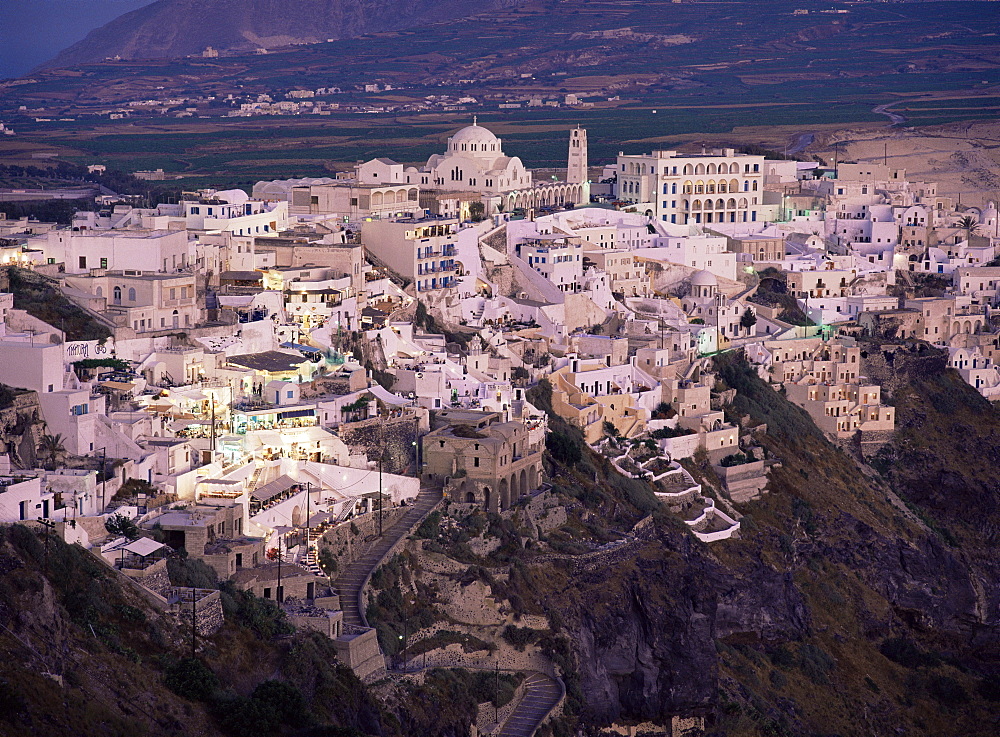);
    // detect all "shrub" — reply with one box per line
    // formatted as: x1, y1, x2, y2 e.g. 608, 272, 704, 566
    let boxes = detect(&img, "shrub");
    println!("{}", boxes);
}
927, 675, 968, 708
502, 625, 540, 651
164, 657, 219, 701
251, 680, 308, 728
218, 582, 294, 639
977, 675, 1000, 702
167, 557, 218, 589
651, 426, 695, 439
318, 547, 338, 575
545, 431, 582, 466
415, 511, 441, 539
879, 637, 939, 669
0, 677, 25, 721
798, 643, 835, 685
720, 453, 748, 467
104, 513, 140, 540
